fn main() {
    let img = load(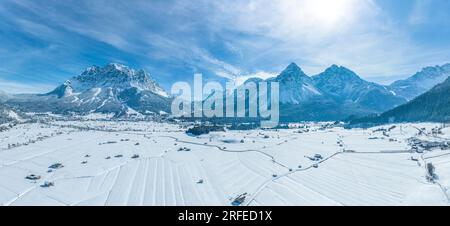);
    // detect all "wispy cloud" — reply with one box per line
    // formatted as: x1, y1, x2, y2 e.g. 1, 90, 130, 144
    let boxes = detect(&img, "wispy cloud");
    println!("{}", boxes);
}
409, 0, 433, 25
0, 78, 54, 94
